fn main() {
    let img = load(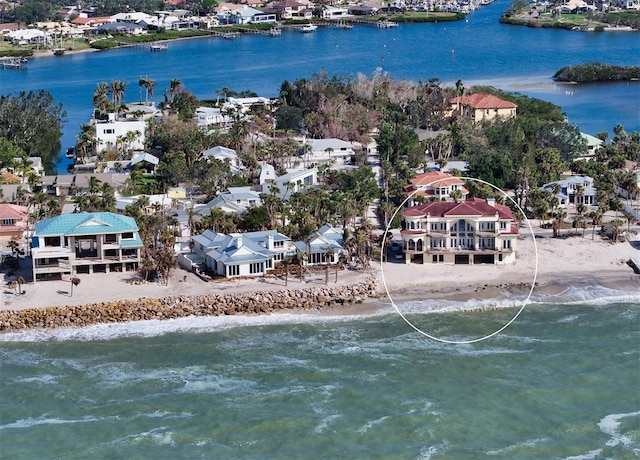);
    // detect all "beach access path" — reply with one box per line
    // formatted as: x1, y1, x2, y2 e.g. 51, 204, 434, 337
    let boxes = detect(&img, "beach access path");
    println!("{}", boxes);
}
1, 233, 638, 313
